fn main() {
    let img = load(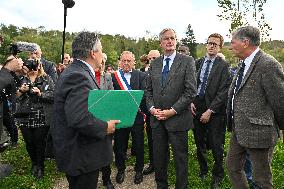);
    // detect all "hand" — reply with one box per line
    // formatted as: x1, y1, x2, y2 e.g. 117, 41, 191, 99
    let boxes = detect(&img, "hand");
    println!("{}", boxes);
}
19, 83, 30, 93
156, 109, 176, 121
5, 57, 23, 72
191, 103, 196, 116
107, 120, 120, 134
150, 107, 161, 116
200, 109, 212, 124
32, 87, 41, 96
